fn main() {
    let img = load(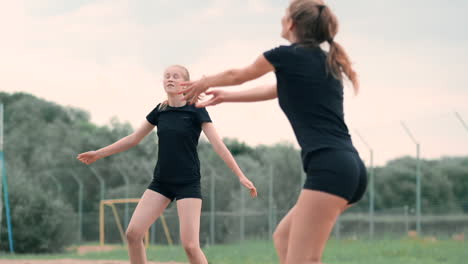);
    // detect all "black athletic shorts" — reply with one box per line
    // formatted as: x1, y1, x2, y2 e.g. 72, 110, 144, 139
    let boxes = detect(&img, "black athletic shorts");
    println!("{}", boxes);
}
303, 148, 368, 204
147, 179, 202, 201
